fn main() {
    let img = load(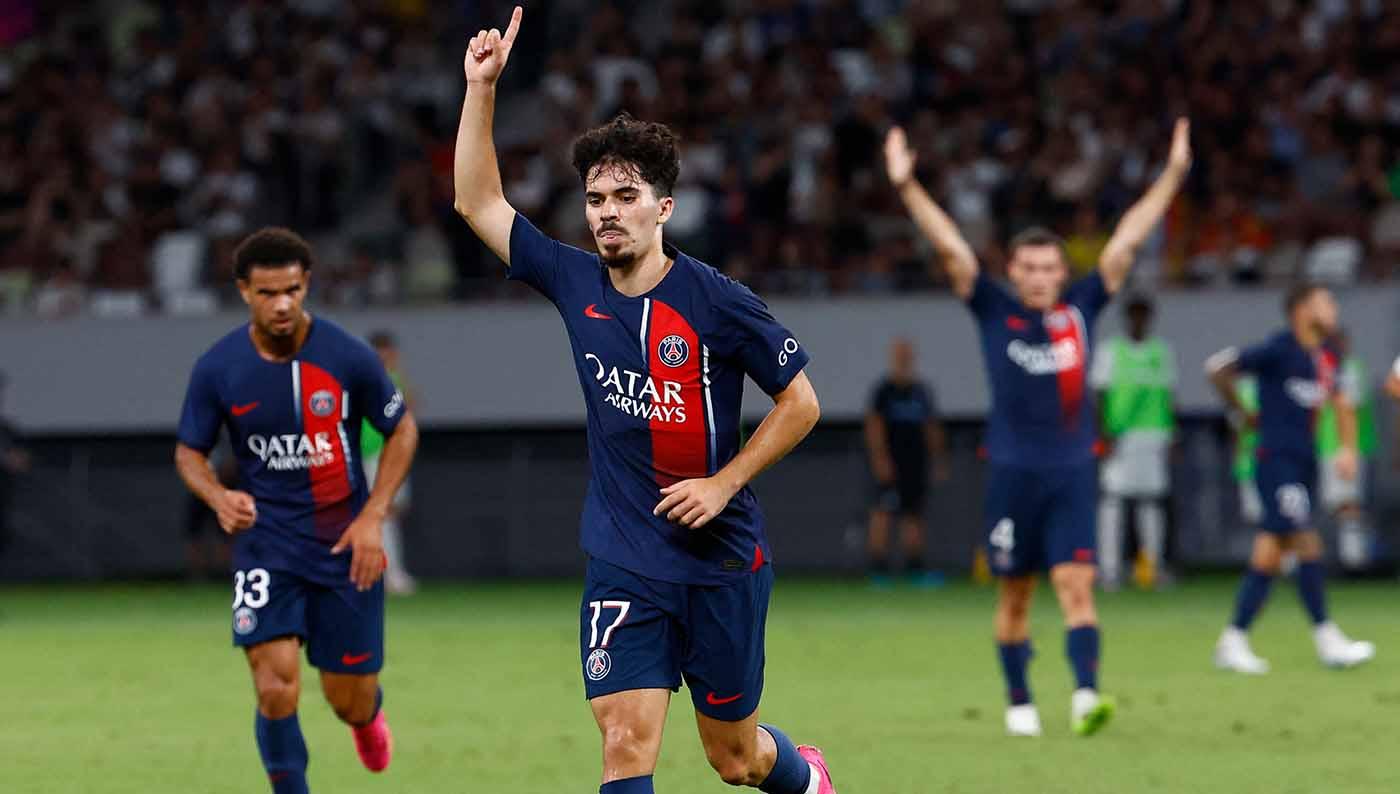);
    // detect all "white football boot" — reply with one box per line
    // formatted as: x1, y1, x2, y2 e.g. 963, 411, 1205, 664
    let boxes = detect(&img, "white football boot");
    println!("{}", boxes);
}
1005, 703, 1042, 737
1214, 626, 1270, 674
1314, 622, 1376, 669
